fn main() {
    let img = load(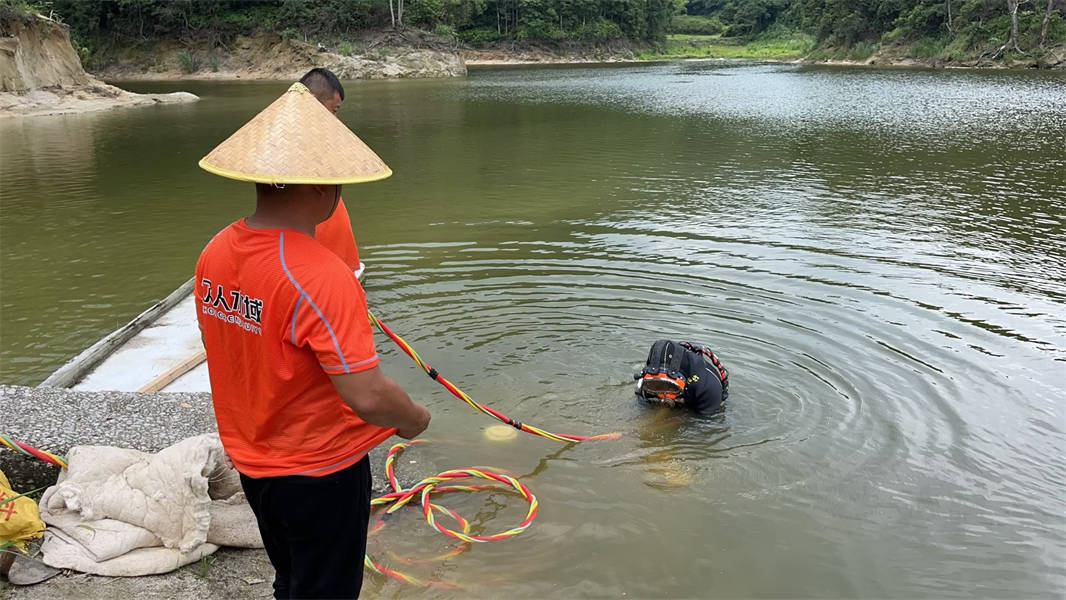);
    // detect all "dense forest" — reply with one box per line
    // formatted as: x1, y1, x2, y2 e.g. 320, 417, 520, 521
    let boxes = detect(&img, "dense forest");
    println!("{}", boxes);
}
3, 0, 1063, 63
677, 1, 1064, 59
